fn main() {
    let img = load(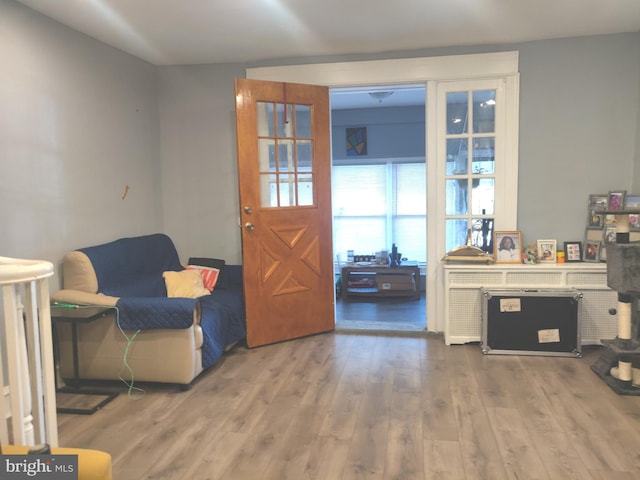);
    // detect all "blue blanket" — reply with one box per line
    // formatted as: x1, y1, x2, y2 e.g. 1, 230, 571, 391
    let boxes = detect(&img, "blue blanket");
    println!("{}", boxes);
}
81, 234, 183, 297
116, 297, 196, 330
198, 289, 246, 367
116, 289, 246, 368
